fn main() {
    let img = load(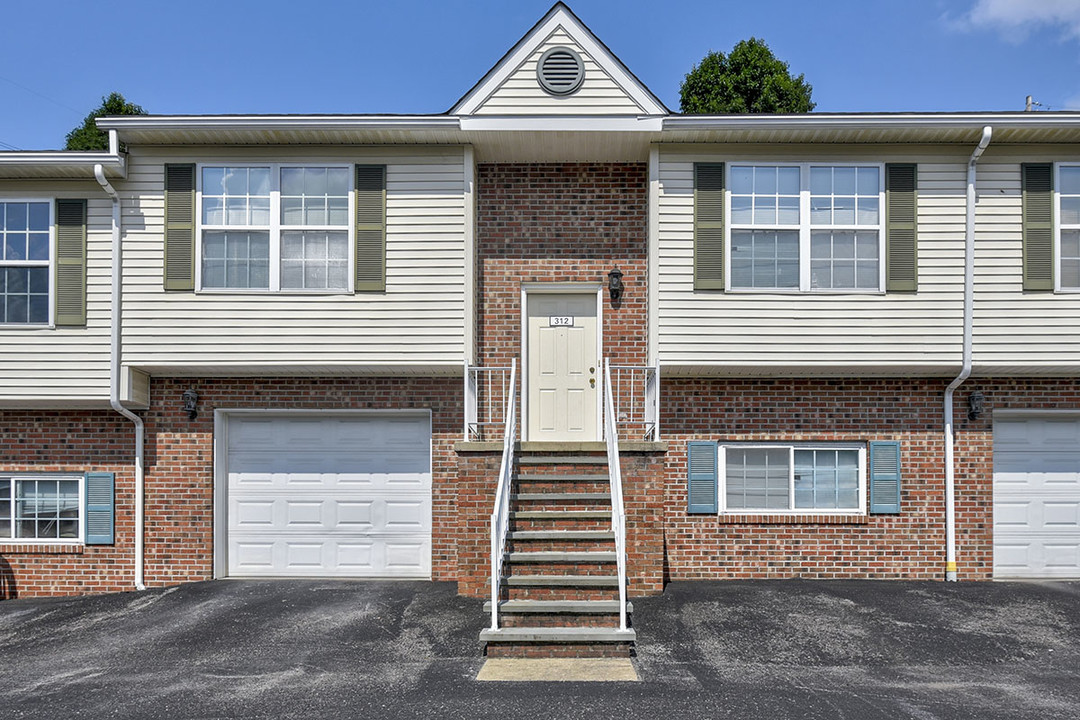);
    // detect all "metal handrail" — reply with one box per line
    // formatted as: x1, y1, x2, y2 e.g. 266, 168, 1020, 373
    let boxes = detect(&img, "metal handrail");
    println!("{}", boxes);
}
603, 358, 628, 631
489, 358, 517, 631
465, 363, 514, 441
607, 364, 660, 441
